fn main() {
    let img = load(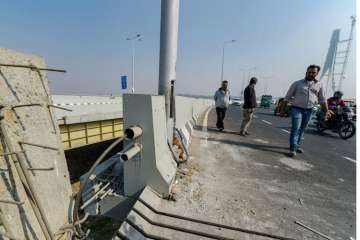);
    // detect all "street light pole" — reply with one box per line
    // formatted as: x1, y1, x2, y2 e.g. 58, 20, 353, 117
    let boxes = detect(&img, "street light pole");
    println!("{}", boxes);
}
126, 34, 142, 93
239, 66, 257, 100
258, 75, 273, 95
158, 0, 180, 119
220, 40, 236, 81
131, 40, 135, 93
